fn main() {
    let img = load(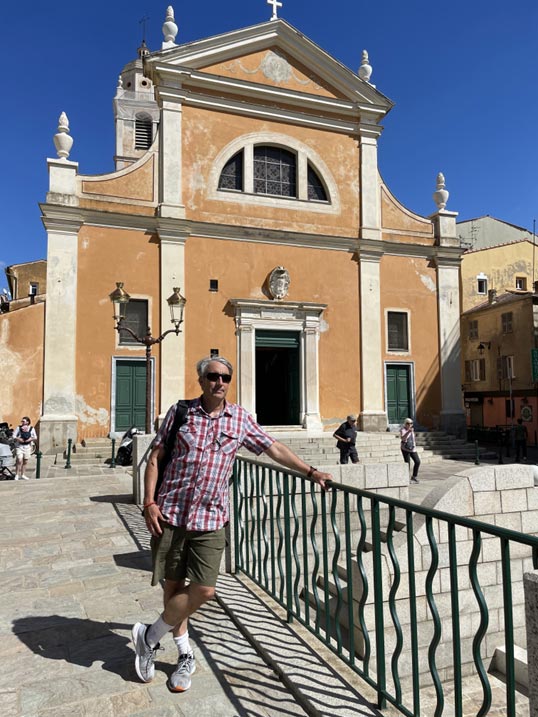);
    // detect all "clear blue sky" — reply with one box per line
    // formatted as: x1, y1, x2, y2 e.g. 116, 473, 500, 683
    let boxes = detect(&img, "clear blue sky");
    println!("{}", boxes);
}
2, 0, 537, 273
